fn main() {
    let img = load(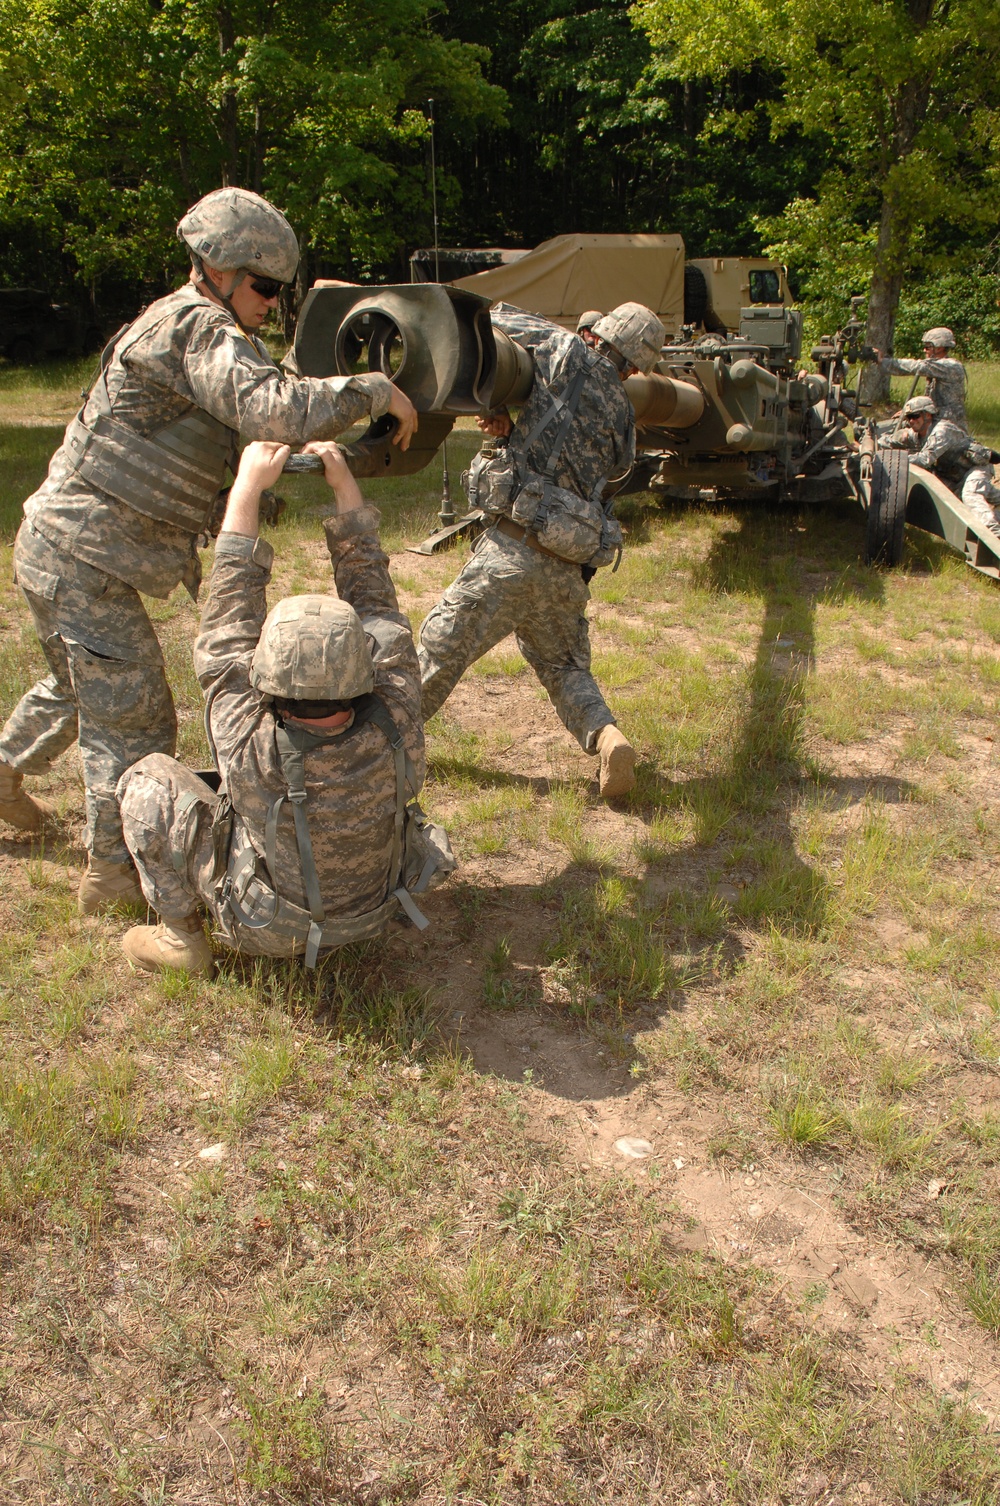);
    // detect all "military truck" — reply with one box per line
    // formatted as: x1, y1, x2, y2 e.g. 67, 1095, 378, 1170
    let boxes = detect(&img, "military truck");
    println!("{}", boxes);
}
287, 282, 1000, 583
408, 233, 789, 338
